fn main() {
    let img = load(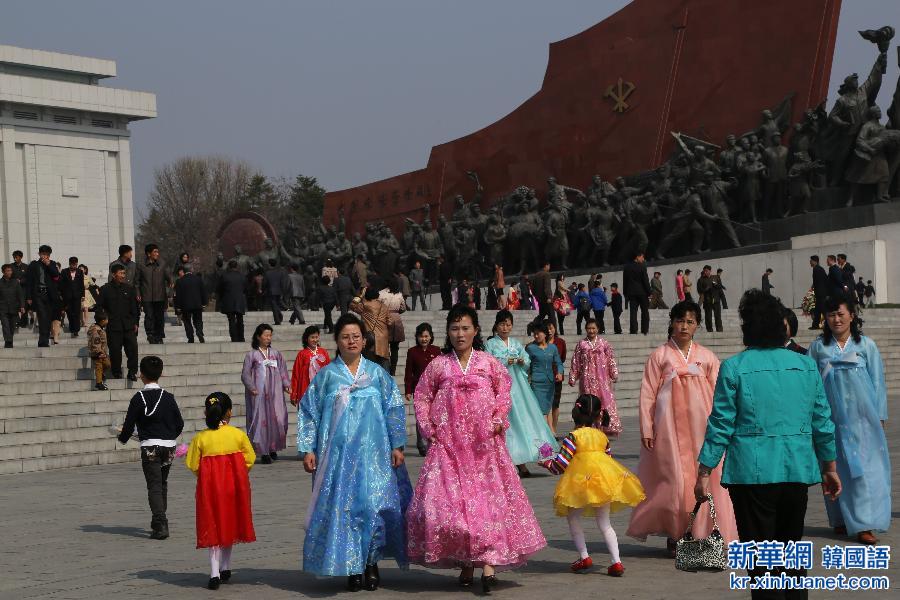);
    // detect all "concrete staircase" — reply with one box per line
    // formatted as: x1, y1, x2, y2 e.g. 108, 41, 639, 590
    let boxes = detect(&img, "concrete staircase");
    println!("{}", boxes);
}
2, 305, 899, 474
